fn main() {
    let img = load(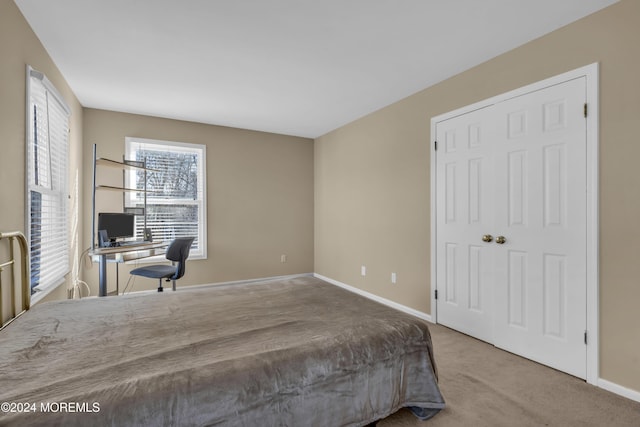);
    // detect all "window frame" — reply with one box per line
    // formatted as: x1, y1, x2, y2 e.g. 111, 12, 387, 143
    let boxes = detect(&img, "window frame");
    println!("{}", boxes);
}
25, 66, 71, 302
124, 137, 207, 260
